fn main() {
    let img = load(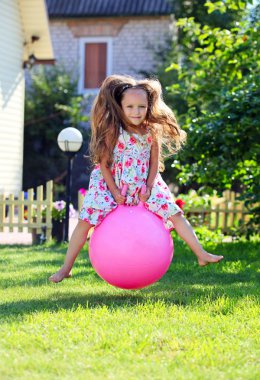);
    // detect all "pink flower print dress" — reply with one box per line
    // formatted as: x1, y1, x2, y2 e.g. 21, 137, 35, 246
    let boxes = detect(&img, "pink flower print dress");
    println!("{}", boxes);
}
79, 127, 183, 227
